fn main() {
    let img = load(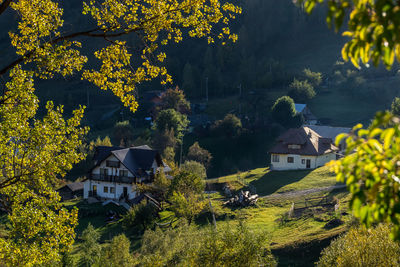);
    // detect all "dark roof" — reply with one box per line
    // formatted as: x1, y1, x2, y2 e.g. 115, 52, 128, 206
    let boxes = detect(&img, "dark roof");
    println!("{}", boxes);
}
269, 127, 338, 156
92, 145, 163, 176
93, 146, 123, 163
58, 182, 84, 192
